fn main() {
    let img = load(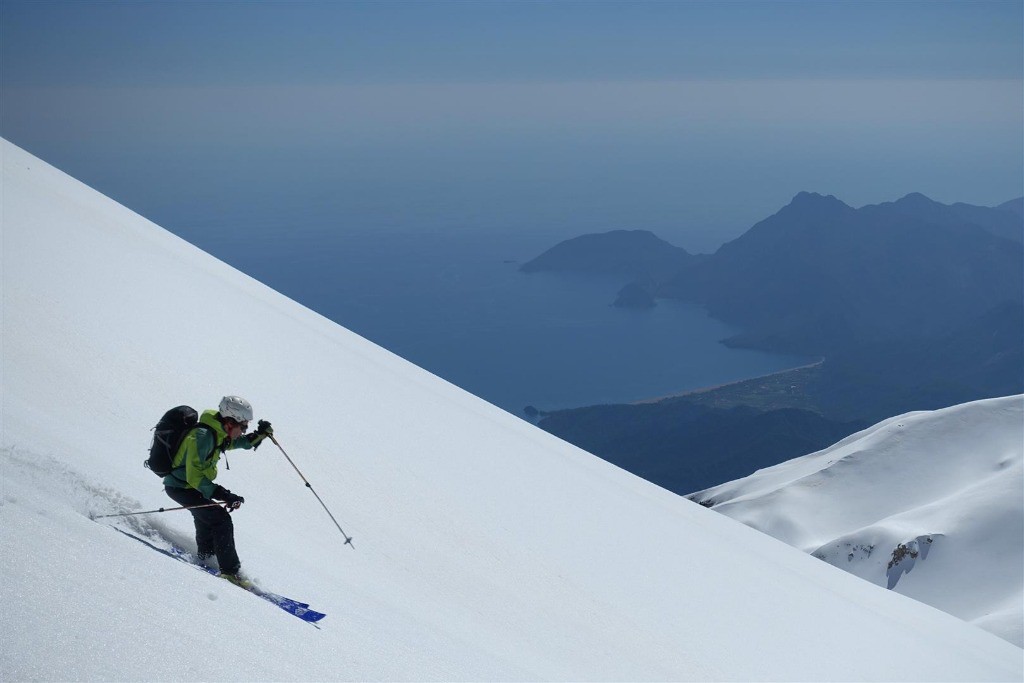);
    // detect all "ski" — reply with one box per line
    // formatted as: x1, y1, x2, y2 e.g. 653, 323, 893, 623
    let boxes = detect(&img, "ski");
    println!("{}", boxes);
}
108, 526, 326, 623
